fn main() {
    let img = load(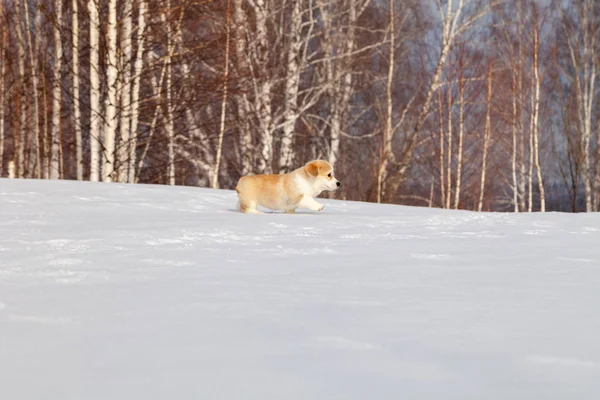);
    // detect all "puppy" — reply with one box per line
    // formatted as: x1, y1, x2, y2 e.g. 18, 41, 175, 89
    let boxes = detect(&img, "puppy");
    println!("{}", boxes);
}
236, 160, 341, 214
